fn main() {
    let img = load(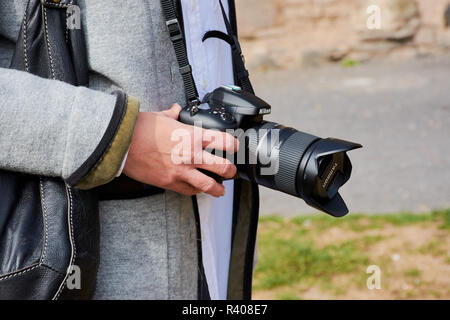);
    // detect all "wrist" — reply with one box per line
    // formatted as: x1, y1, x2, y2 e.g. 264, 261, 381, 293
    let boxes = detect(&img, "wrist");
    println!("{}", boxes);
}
76, 94, 140, 189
